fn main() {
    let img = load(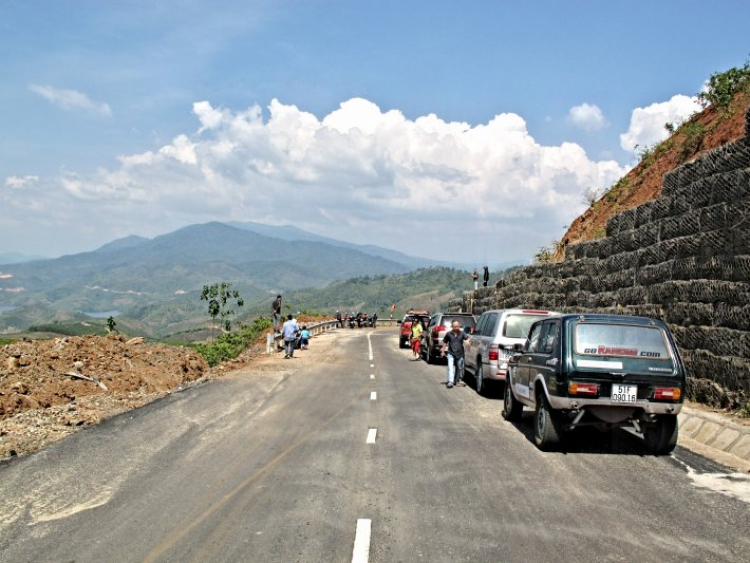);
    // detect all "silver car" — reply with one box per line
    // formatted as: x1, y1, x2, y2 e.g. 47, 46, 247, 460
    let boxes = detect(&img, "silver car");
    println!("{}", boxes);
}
464, 308, 559, 395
